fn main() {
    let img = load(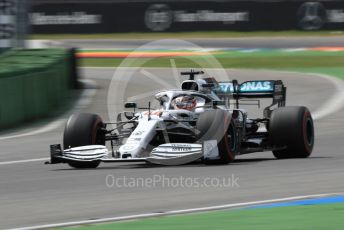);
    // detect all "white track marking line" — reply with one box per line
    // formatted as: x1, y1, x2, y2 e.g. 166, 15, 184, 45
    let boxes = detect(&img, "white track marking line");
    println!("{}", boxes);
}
269, 70, 344, 120
240, 48, 261, 53
81, 66, 117, 69
0, 80, 97, 141
127, 89, 161, 102
170, 59, 181, 87
282, 48, 306, 52
306, 73, 344, 120
0, 158, 49, 166
0, 119, 64, 141
10, 193, 341, 230
140, 69, 175, 89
